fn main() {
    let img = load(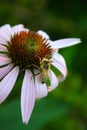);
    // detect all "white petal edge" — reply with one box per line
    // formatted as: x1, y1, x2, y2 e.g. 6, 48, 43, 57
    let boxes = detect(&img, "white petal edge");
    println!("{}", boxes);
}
0, 56, 11, 66
35, 74, 48, 99
37, 30, 50, 40
12, 24, 29, 35
48, 70, 59, 92
21, 70, 35, 124
50, 38, 81, 49
52, 53, 67, 82
0, 64, 14, 79
0, 66, 19, 103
